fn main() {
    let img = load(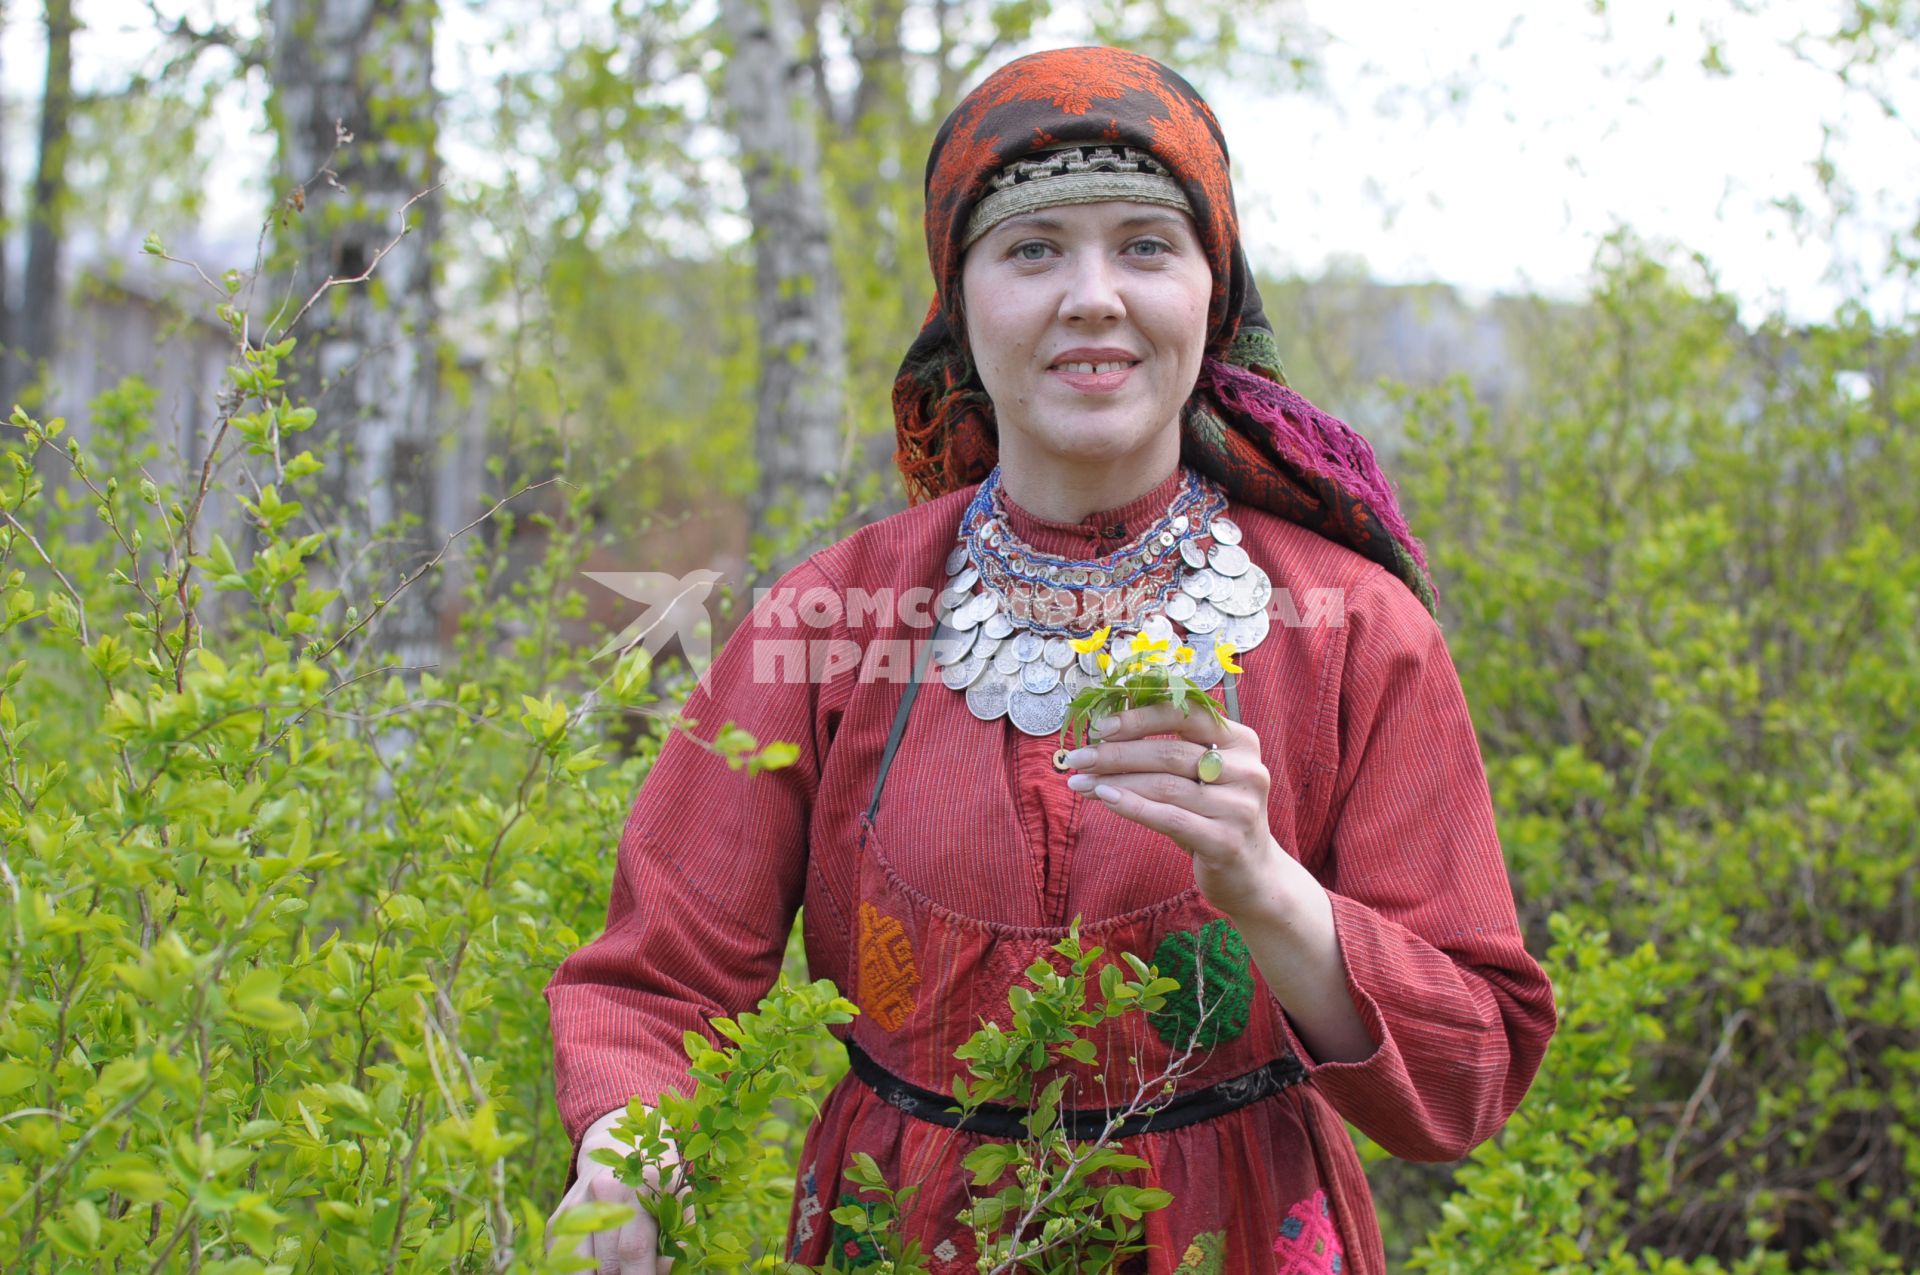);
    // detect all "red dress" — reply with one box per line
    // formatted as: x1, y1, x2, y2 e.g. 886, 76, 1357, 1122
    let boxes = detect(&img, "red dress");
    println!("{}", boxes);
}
544, 466, 1557, 1272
